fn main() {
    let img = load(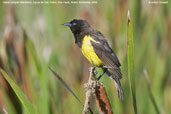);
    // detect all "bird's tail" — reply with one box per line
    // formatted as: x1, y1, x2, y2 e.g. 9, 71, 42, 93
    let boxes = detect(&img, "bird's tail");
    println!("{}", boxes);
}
106, 70, 123, 100
113, 78, 123, 100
